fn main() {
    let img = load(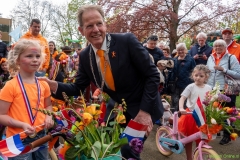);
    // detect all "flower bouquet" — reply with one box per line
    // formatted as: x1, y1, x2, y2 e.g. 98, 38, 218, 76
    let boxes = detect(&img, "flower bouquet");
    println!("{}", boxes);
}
200, 83, 240, 140
35, 93, 128, 160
